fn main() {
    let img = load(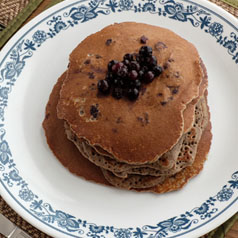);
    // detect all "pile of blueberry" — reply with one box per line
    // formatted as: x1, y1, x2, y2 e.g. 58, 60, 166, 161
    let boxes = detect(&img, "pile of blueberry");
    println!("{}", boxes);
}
97, 45, 163, 100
